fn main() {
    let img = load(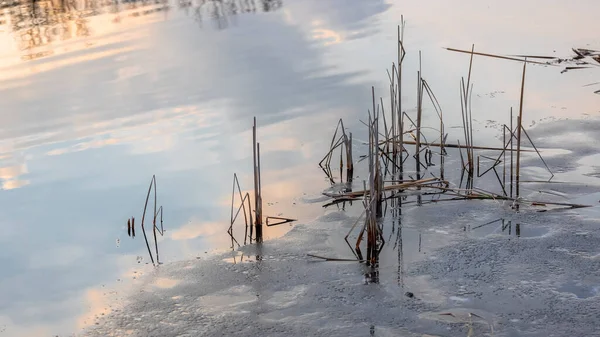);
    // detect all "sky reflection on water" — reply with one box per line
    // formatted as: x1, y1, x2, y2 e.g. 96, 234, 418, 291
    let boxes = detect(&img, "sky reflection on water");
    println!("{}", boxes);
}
0, 0, 598, 335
